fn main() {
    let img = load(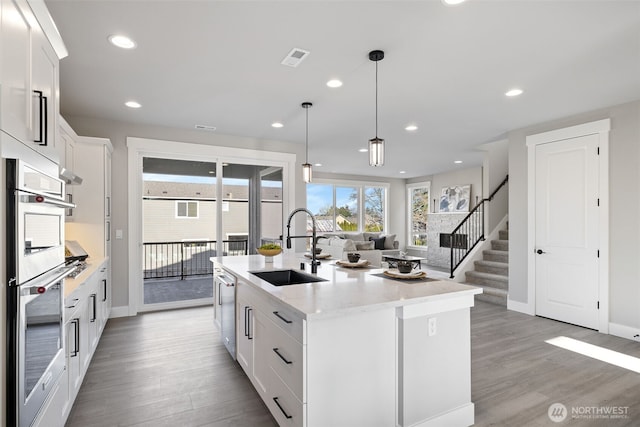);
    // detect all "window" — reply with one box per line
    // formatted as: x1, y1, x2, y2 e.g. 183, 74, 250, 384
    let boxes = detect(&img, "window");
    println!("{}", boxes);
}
307, 181, 387, 233
176, 201, 198, 218
407, 182, 430, 247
